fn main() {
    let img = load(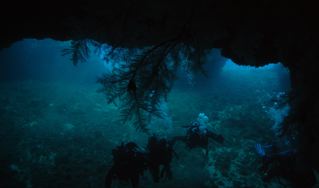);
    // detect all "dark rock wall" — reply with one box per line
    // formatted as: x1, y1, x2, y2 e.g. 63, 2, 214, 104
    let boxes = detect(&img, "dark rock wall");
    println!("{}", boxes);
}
288, 56, 319, 170
1, 0, 319, 170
